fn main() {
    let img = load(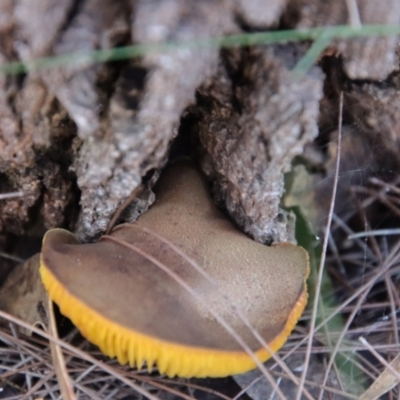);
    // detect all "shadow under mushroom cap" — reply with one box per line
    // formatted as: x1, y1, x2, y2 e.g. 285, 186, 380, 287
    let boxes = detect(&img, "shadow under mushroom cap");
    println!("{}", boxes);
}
40, 161, 310, 378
